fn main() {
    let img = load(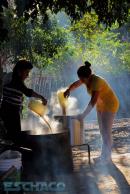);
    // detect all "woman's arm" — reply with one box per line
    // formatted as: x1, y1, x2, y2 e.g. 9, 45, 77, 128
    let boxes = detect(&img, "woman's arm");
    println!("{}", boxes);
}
19, 81, 47, 105
68, 80, 82, 91
64, 80, 82, 97
31, 91, 47, 105
81, 91, 99, 119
